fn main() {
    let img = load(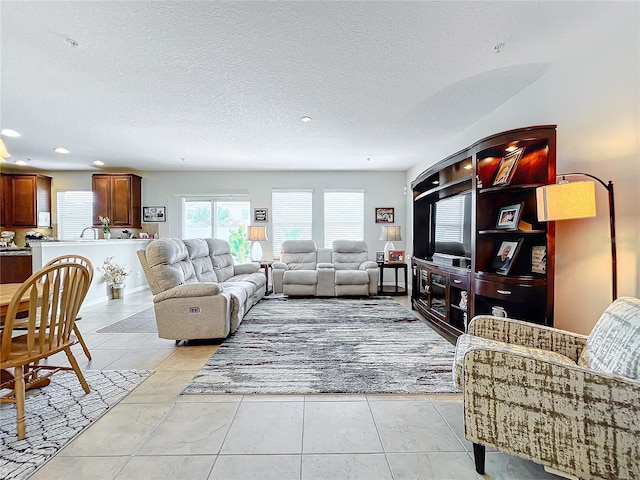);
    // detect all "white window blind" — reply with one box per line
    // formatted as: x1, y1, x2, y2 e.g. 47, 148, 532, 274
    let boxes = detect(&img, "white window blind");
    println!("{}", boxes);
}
272, 189, 313, 259
323, 190, 364, 248
56, 191, 93, 240
435, 195, 465, 242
